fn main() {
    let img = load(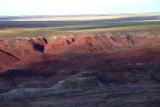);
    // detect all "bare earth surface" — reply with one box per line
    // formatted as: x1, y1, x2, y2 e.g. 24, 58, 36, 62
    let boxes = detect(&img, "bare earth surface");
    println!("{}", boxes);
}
0, 14, 160, 107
